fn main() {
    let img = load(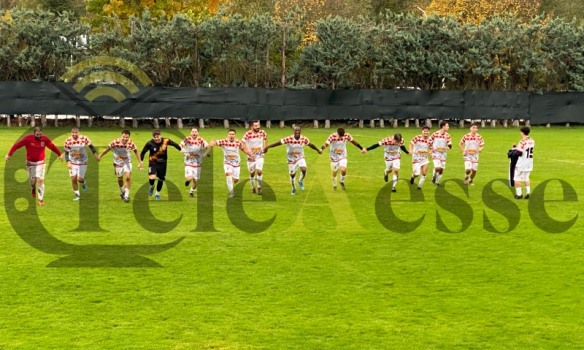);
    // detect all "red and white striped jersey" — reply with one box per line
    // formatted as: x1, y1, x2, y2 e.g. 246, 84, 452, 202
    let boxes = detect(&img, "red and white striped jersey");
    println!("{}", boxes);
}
108, 138, 137, 165
410, 135, 431, 163
516, 137, 535, 171
242, 129, 267, 160
64, 134, 93, 165
459, 133, 484, 162
216, 138, 244, 166
379, 137, 404, 161
181, 136, 209, 167
429, 131, 452, 161
324, 133, 353, 162
281, 135, 310, 164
